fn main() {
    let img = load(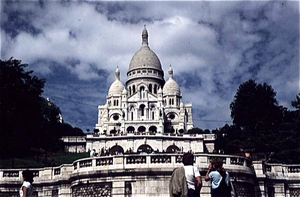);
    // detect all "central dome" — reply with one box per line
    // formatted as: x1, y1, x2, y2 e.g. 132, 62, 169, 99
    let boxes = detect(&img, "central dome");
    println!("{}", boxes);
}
128, 26, 163, 72
128, 46, 162, 71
